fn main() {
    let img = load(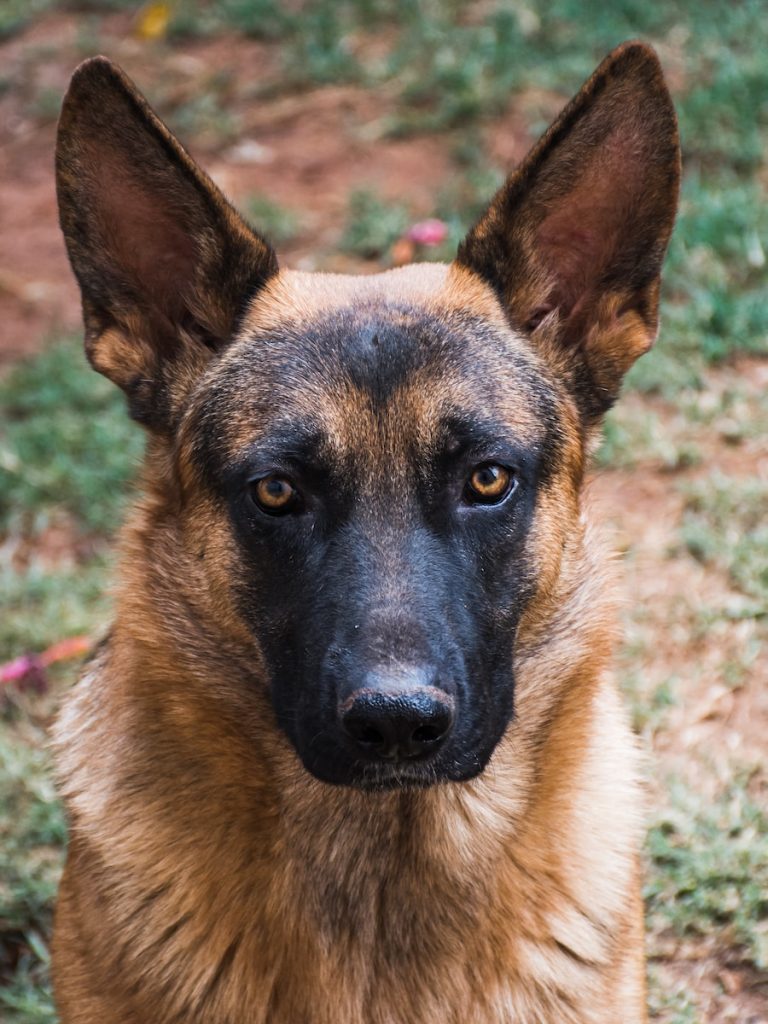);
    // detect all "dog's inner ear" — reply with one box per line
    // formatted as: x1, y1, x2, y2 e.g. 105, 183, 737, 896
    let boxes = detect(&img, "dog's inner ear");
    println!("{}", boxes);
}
457, 42, 680, 423
56, 57, 277, 429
